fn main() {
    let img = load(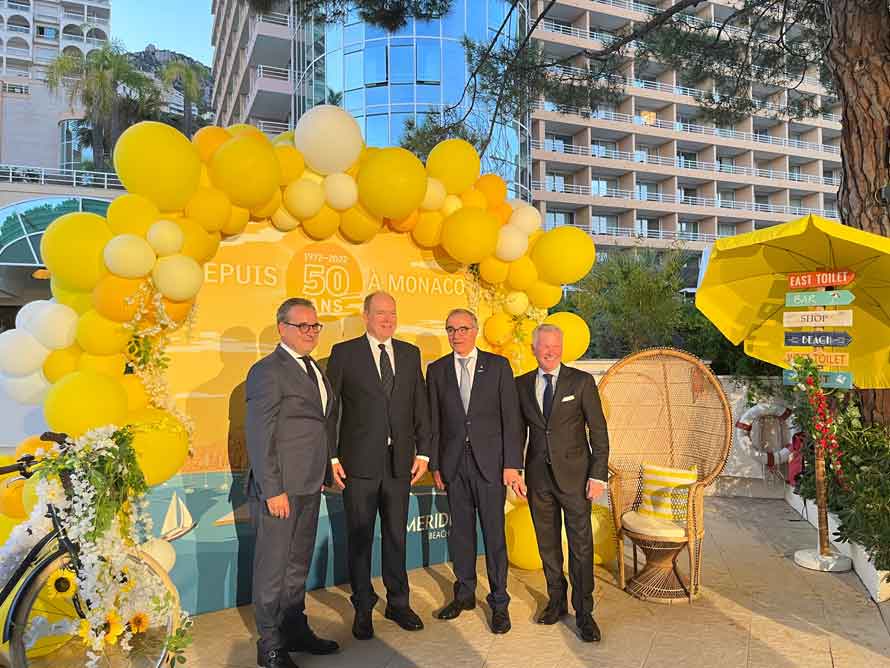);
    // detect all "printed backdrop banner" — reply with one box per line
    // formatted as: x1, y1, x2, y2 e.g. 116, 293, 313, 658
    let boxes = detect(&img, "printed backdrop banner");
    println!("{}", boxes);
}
150, 223, 473, 614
